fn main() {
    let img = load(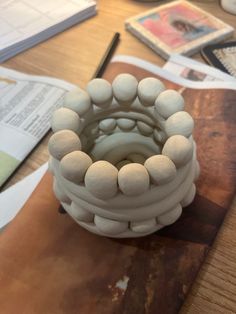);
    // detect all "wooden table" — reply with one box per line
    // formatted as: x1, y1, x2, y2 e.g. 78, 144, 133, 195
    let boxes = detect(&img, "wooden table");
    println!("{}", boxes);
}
3, 0, 236, 313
